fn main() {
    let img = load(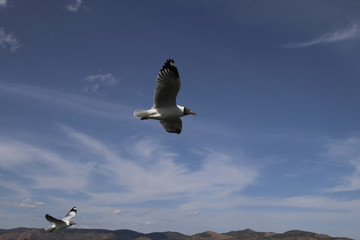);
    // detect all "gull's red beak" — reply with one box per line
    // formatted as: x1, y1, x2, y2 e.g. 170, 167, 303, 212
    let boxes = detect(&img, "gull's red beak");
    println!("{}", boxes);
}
191, 111, 197, 115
